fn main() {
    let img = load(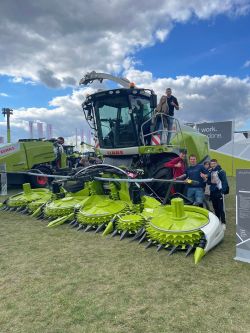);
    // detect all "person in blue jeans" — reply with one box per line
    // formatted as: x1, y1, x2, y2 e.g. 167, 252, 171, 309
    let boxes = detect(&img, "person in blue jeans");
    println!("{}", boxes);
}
166, 88, 179, 145
184, 155, 208, 207
207, 159, 229, 230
